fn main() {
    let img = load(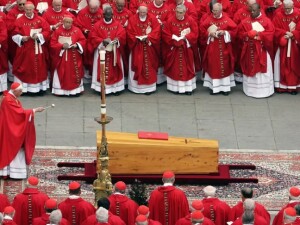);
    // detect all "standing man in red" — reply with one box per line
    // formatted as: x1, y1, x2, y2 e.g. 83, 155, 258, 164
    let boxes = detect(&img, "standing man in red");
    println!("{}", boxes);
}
12, 176, 49, 225
58, 181, 95, 225
33, 199, 70, 225
148, 171, 189, 225
201, 186, 230, 225
238, 3, 275, 98
273, 0, 300, 95
137, 205, 162, 225
0, 17, 8, 92
12, 1, 50, 93
273, 187, 300, 225
127, 3, 160, 95
108, 181, 139, 225
88, 5, 126, 95
50, 15, 86, 96
0, 83, 45, 179
162, 5, 198, 95
228, 187, 270, 224
201, 2, 237, 95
